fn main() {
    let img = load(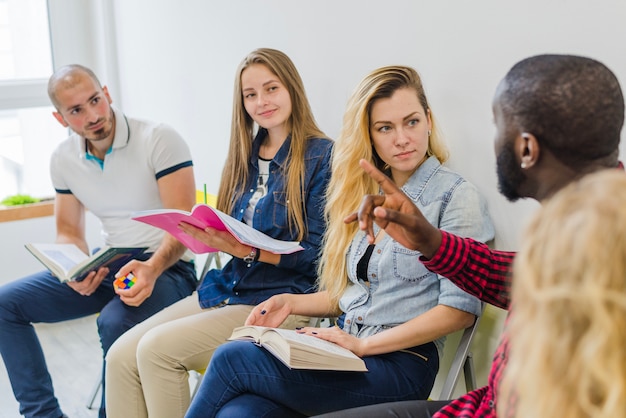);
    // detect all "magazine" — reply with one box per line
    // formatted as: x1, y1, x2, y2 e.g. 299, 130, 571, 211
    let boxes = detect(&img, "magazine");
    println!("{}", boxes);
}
132, 204, 304, 255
